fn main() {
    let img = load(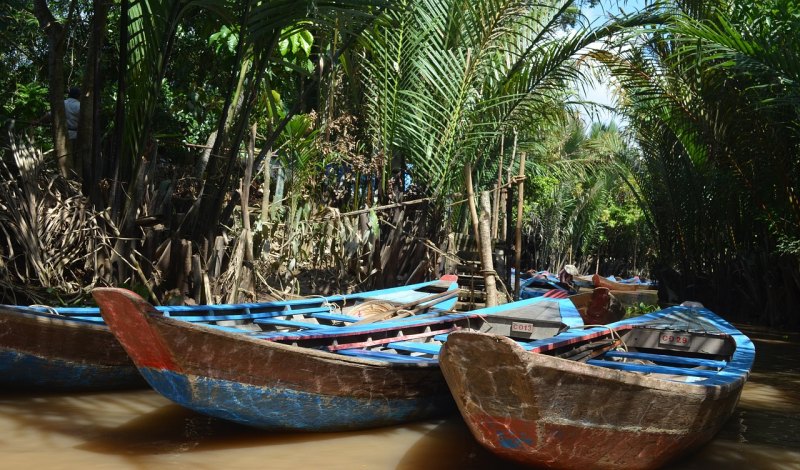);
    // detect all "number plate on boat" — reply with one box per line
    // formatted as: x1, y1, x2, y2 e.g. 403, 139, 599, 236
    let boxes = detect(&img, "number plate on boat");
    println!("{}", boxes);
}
511, 322, 535, 334
658, 331, 691, 348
